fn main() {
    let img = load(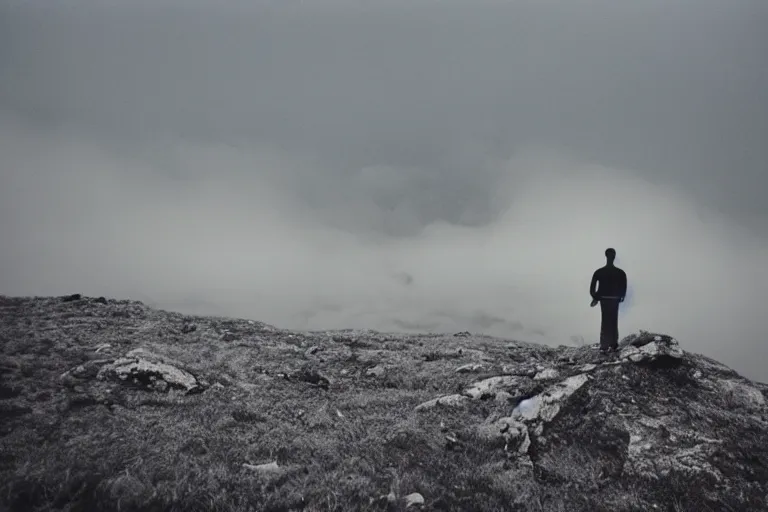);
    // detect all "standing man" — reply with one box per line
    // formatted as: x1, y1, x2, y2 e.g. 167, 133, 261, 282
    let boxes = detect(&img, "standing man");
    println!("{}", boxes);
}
590, 248, 627, 353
